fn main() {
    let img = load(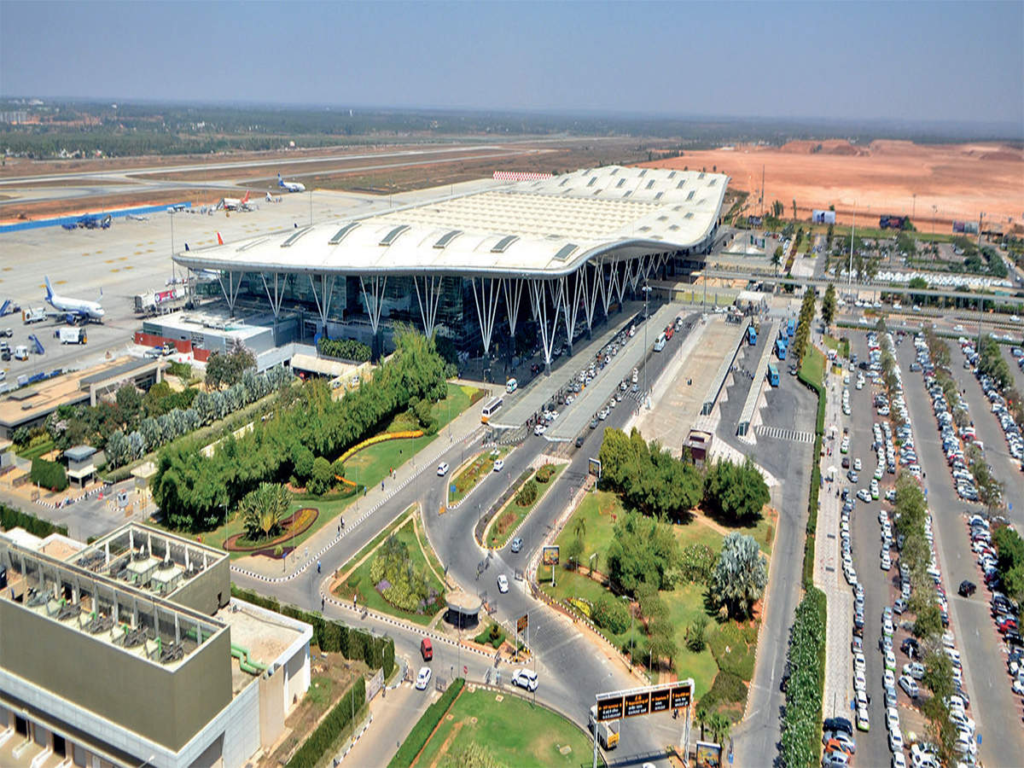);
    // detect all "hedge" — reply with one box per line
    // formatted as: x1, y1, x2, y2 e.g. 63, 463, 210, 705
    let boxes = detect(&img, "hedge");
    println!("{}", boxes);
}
30, 457, 68, 492
388, 678, 465, 767
779, 587, 827, 767
286, 676, 366, 768
318, 337, 371, 363
231, 585, 394, 677
797, 346, 826, 590
0, 503, 68, 538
